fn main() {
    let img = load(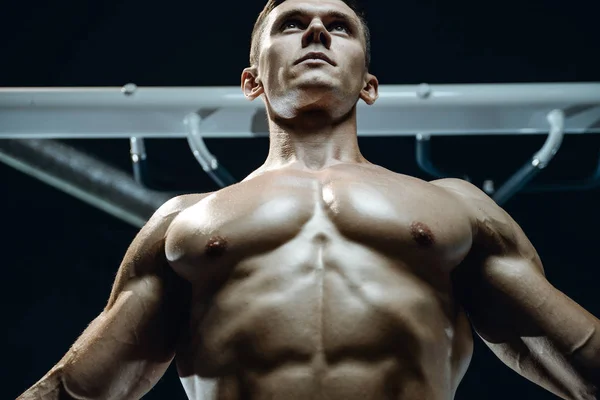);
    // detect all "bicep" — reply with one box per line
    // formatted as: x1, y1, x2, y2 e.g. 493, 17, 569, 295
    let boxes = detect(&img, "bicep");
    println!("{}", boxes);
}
452, 215, 599, 398
453, 253, 597, 399
453, 202, 596, 355
61, 197, 195, 399
453, 254, 544, 340
64, 275, 186, 398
